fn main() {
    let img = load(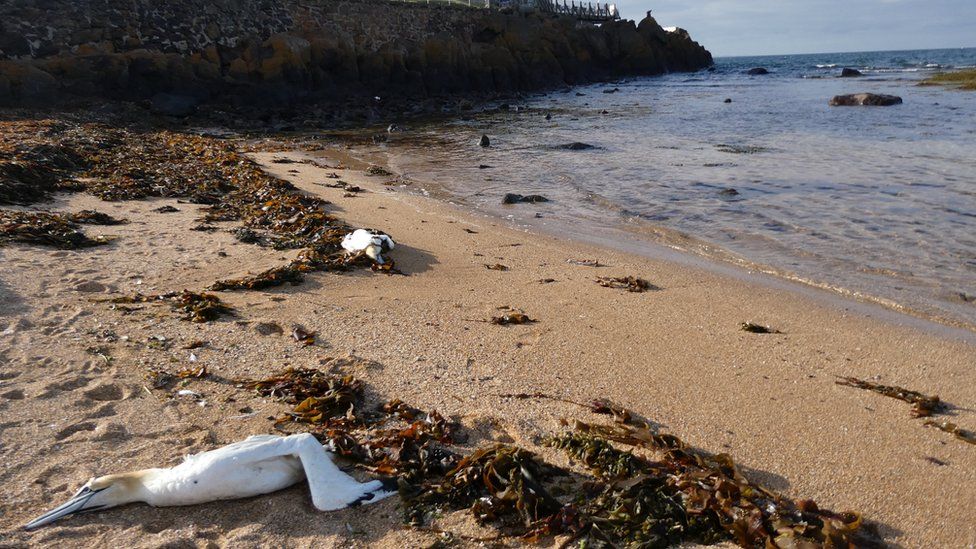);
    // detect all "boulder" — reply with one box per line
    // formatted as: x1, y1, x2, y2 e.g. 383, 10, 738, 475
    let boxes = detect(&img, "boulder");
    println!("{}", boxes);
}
840, 67, 863, 77
829, 93, 902, 107
150, 93, 198, 117
479, 134, 490, 147
503, 193, 549, 204
746, 67, 769, 75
